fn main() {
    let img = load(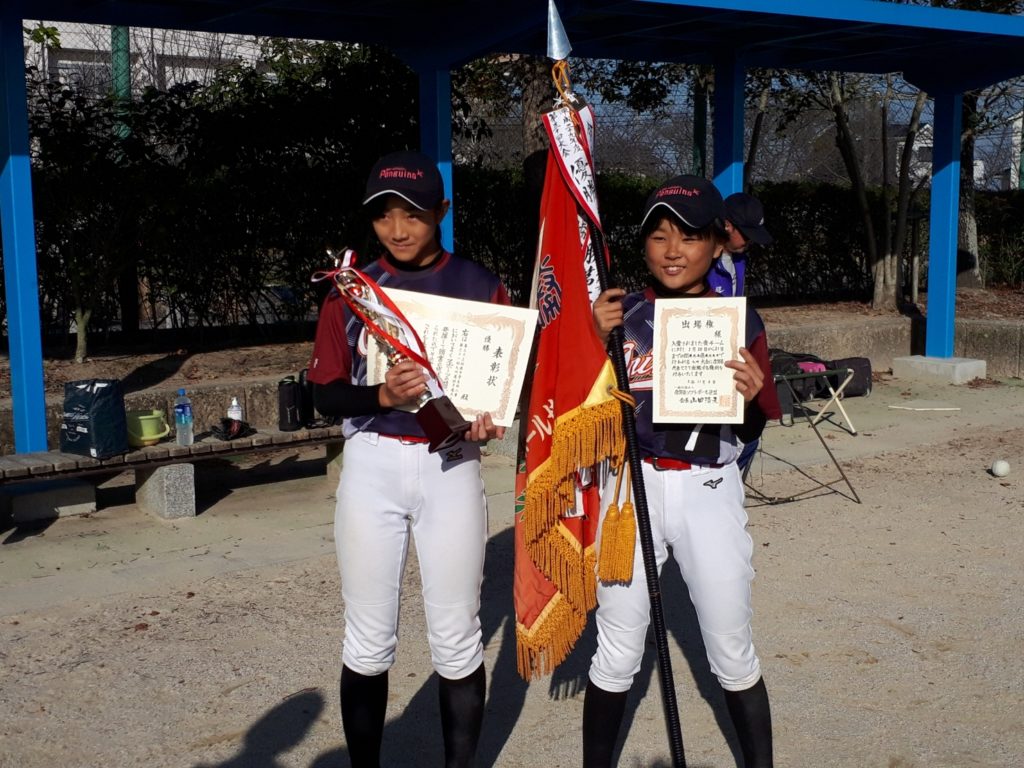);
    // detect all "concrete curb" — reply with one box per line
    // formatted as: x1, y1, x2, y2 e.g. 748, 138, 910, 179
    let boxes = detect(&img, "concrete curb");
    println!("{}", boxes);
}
3, 316, 1022, 455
